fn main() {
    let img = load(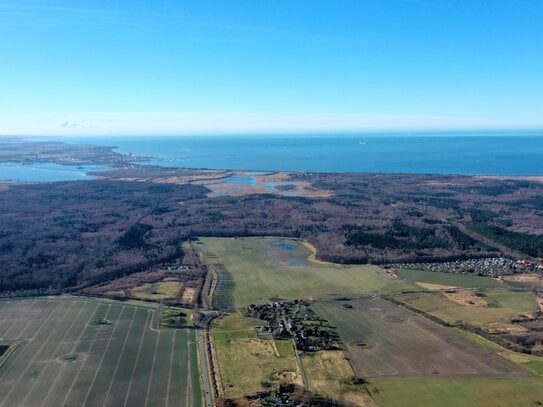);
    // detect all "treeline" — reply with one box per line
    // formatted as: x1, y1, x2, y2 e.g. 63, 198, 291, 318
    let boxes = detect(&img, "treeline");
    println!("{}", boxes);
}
469, 223, 543, 258
117, 223, 153, 249
445, 226, 490, 251
343, 222, 448, 250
